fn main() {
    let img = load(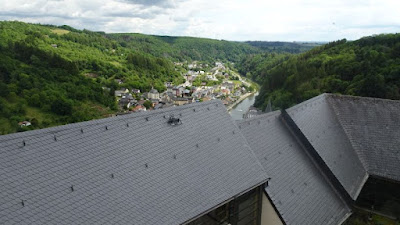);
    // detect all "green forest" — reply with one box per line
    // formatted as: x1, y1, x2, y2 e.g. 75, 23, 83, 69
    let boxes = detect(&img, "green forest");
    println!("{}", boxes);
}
1, 21, 399, 135
238, 34, 400, 110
